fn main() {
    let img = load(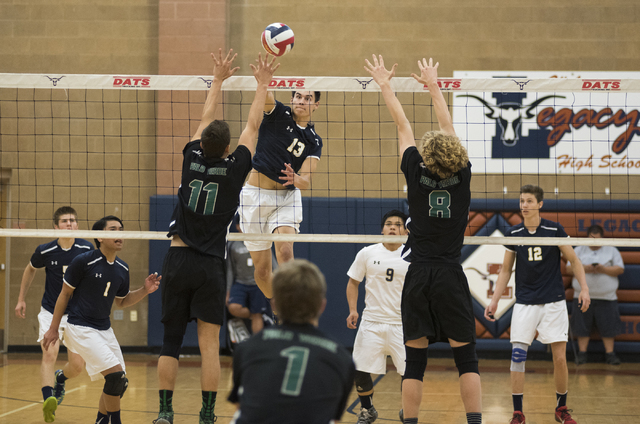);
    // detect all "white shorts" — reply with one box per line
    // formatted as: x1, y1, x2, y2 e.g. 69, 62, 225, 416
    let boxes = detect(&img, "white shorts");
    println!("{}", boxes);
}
37, 307, 68, 343
352, 320, 405, 376
238, 184, 302, 251
510, 301, 569, 345
64, 323, 126, 381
